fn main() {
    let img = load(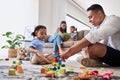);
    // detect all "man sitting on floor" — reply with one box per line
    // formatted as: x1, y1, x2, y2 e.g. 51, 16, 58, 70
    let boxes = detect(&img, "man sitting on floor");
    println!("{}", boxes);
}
61, 4, 120, 67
